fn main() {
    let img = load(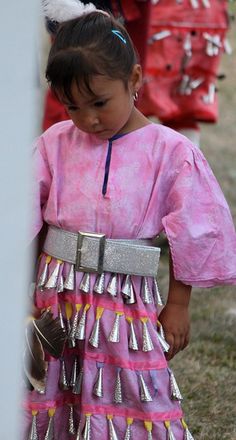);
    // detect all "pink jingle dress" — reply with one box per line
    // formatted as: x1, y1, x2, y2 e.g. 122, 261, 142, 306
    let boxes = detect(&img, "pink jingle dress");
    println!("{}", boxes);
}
23, 121, 236, 440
